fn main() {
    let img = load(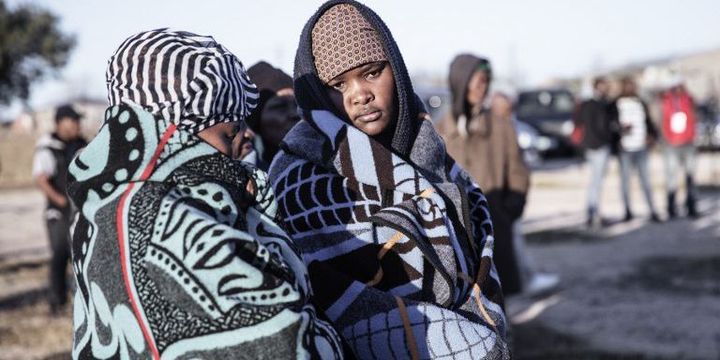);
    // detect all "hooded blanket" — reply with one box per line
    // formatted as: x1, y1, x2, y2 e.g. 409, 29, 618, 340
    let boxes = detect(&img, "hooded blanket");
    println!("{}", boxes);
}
67, 104, 343, 359
269, 2, 510, 358
271, 112, 510, 360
